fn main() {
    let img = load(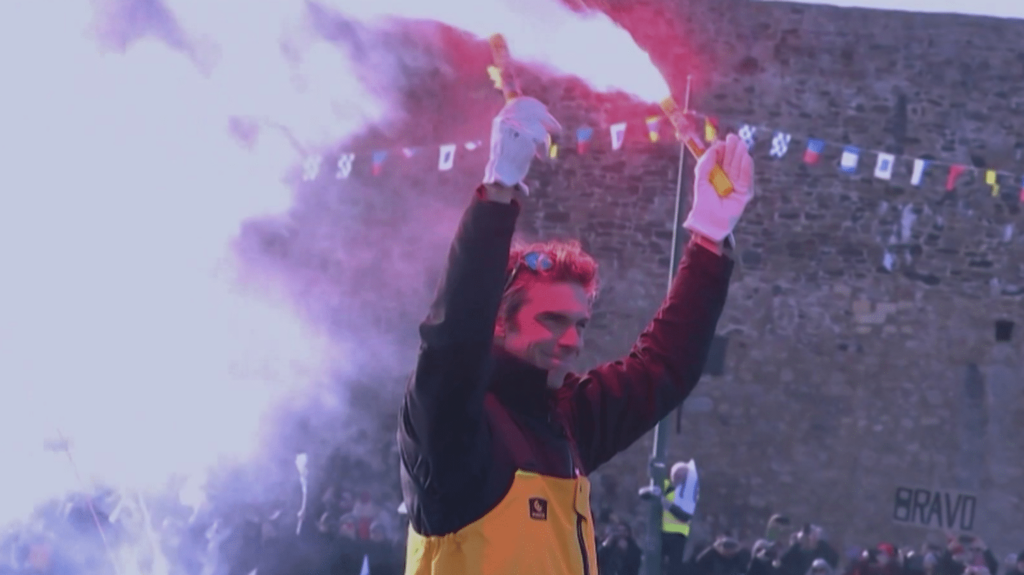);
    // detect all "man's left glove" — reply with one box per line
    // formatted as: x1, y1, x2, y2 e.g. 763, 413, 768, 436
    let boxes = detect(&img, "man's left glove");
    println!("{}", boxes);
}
683, 133, 755, 243
483, 97, 562, 192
